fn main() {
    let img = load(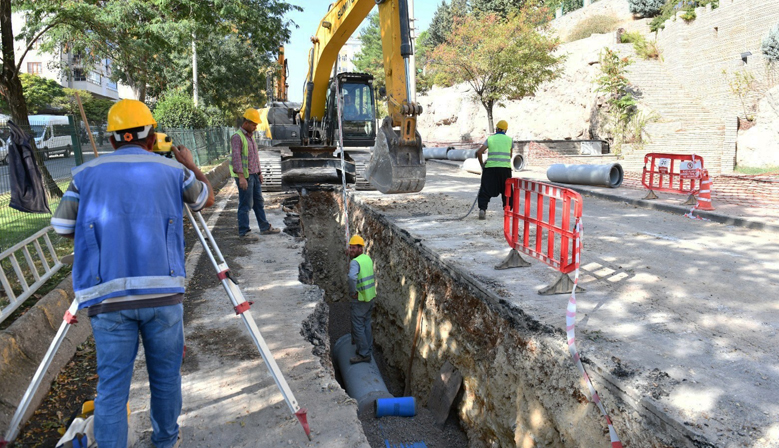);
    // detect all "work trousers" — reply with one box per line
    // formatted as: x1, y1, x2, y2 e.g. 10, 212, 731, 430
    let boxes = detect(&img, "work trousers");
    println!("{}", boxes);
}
235, 173, 270, 235
350, 299, 375, 358
478, 167, 512, 211
90, 303, 184, 448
